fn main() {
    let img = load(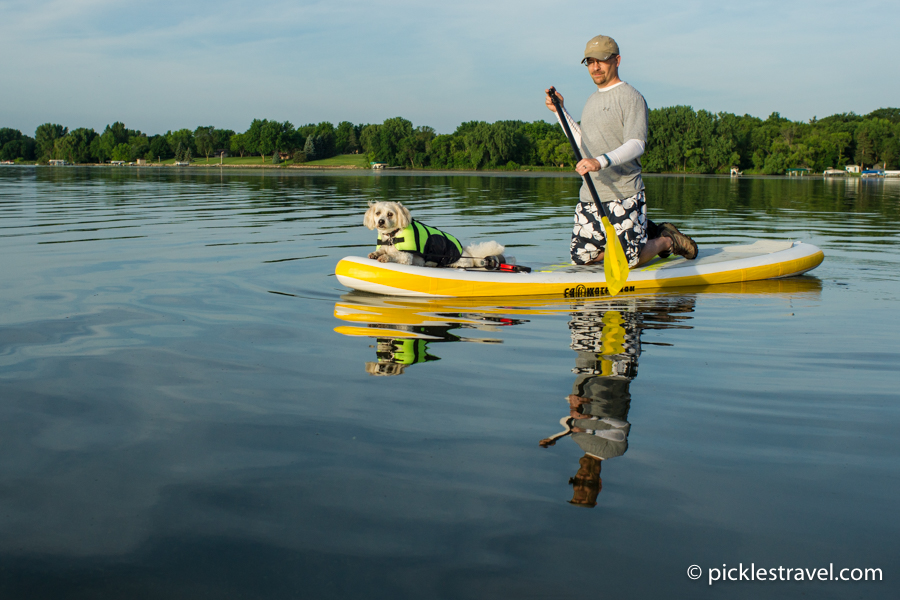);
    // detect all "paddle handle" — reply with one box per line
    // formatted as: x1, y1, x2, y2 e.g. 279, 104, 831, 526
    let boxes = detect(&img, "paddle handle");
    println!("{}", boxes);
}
547, 87, 612, 222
